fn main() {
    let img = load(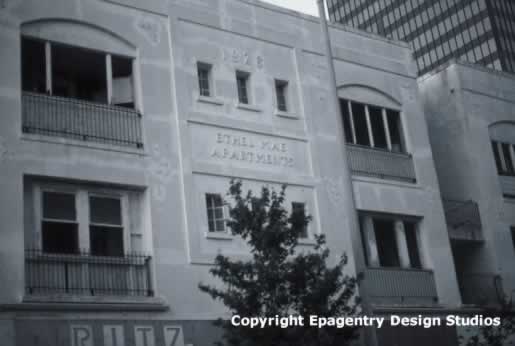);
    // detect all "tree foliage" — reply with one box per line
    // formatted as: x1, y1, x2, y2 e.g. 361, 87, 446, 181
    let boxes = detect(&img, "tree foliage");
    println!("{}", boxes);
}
199, 180, 361, 346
